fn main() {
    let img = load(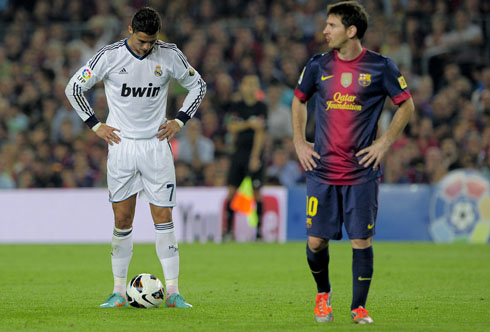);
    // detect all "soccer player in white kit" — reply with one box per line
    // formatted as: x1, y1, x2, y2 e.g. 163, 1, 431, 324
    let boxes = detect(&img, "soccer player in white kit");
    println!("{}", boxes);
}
65, 7, 206, 308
